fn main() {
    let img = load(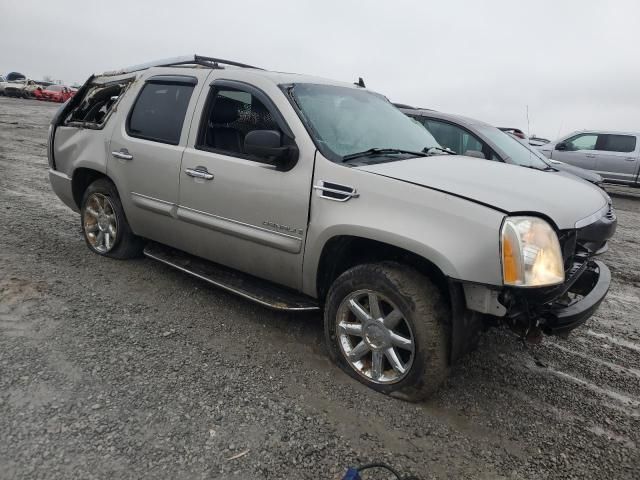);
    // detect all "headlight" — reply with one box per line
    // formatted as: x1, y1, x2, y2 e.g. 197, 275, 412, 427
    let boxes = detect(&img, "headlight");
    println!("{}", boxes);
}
501, 216, 564, 287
